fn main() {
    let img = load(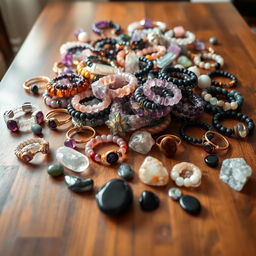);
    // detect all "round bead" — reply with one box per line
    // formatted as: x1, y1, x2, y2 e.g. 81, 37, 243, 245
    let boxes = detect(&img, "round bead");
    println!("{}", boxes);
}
223, 102, 231, 111
210, 97, 218, 105
106, 152, 119, 164
31, 123, 42, 135
231, 101, 238, 110
78, 31, 89, 42
217, 100, 224, 107
188, 66, 200, 77
198, 75, 211, 89
209, 37, 218, 45
47, 164, 64, 177
168, 187, 182, 200
204, 93, 212, 101
175, 177, 184, 187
